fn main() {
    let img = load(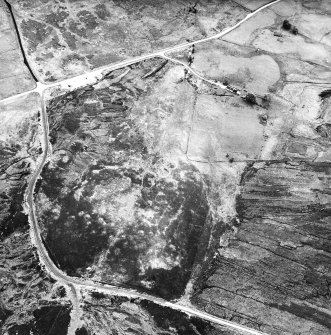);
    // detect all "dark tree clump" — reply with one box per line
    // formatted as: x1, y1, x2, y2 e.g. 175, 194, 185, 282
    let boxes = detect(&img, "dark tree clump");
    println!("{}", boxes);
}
244, 93, 257, 105
282, 20, 292, 30
70, 141, 84, 153
319, 89, 331, 100
291, 26, 298, 35
282, 20, 299, 35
